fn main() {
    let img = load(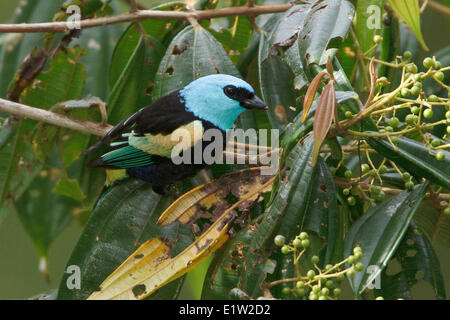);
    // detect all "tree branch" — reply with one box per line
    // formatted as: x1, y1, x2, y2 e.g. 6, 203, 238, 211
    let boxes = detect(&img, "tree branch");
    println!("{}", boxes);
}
0, 4, 293, 33
0, 98, 112, 136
